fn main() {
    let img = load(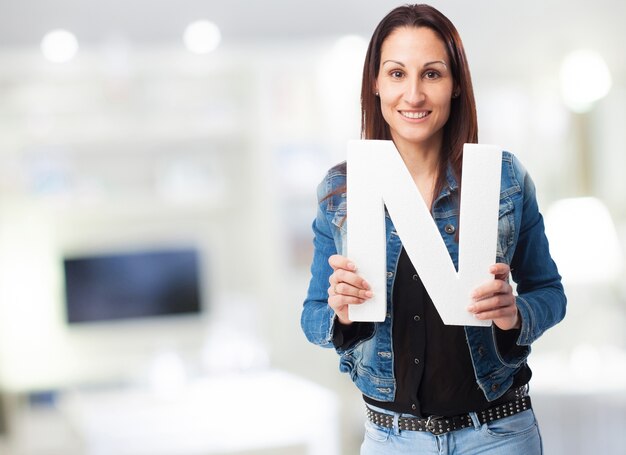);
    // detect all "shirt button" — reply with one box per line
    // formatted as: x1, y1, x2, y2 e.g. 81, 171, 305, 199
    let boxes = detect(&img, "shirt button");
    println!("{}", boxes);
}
414, 315, 421, 322
411, 404, 417, 411
412, 274, 418, 281
414, 358, 420, 365
444, 224, 456, 234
